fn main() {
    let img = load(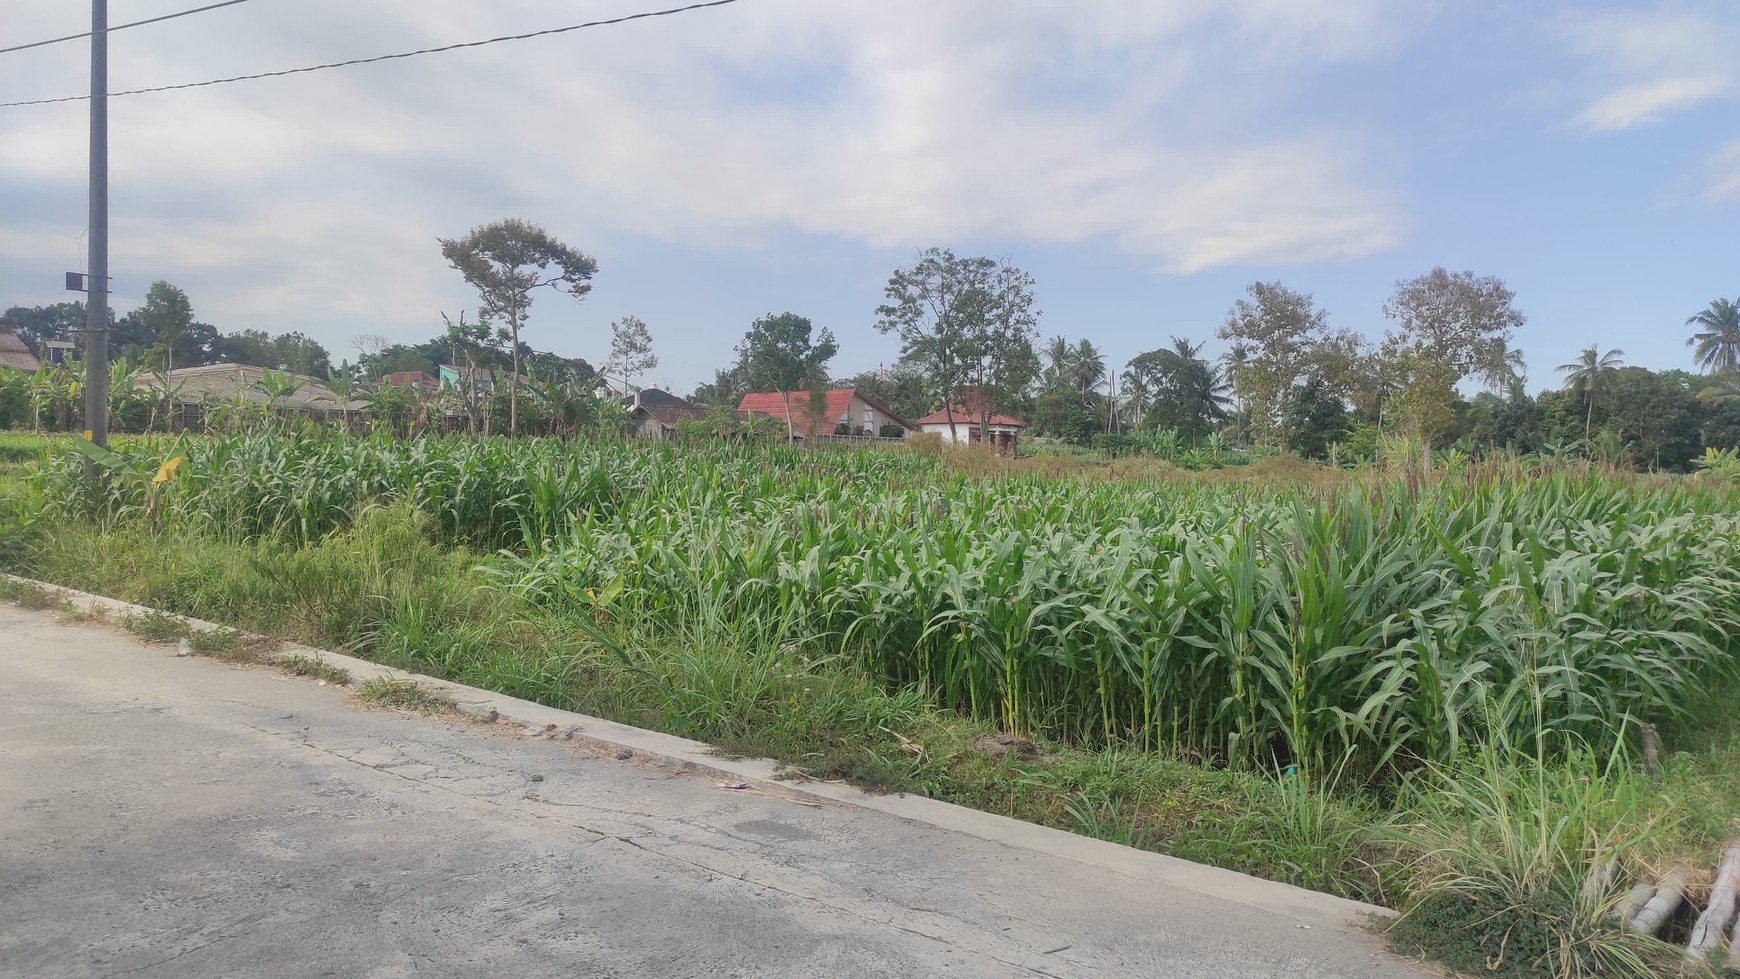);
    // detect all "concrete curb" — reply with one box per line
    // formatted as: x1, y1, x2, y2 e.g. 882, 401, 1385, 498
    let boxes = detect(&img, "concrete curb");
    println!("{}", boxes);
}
8, 574, 1393, 933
